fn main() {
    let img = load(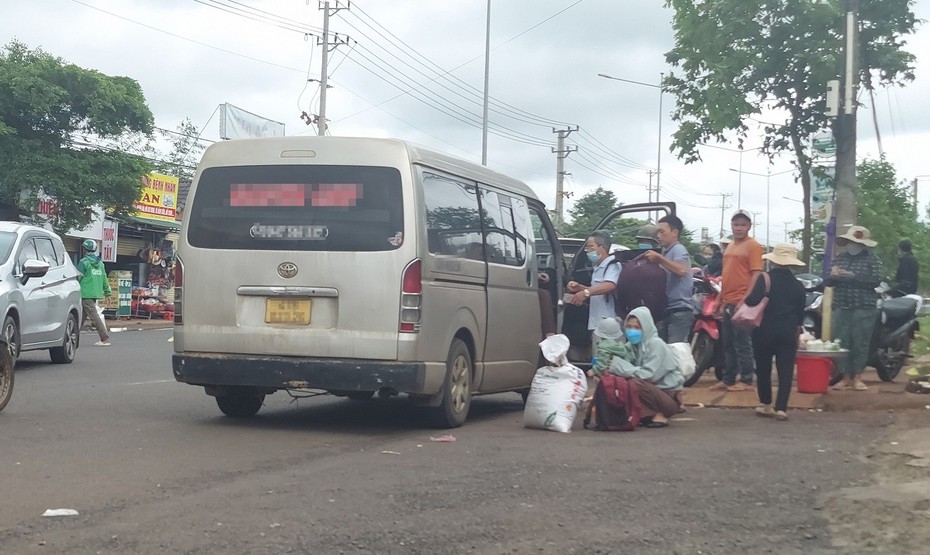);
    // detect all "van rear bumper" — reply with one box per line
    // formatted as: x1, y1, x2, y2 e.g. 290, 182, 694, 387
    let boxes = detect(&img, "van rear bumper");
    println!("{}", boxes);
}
172, 353, 431, 393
